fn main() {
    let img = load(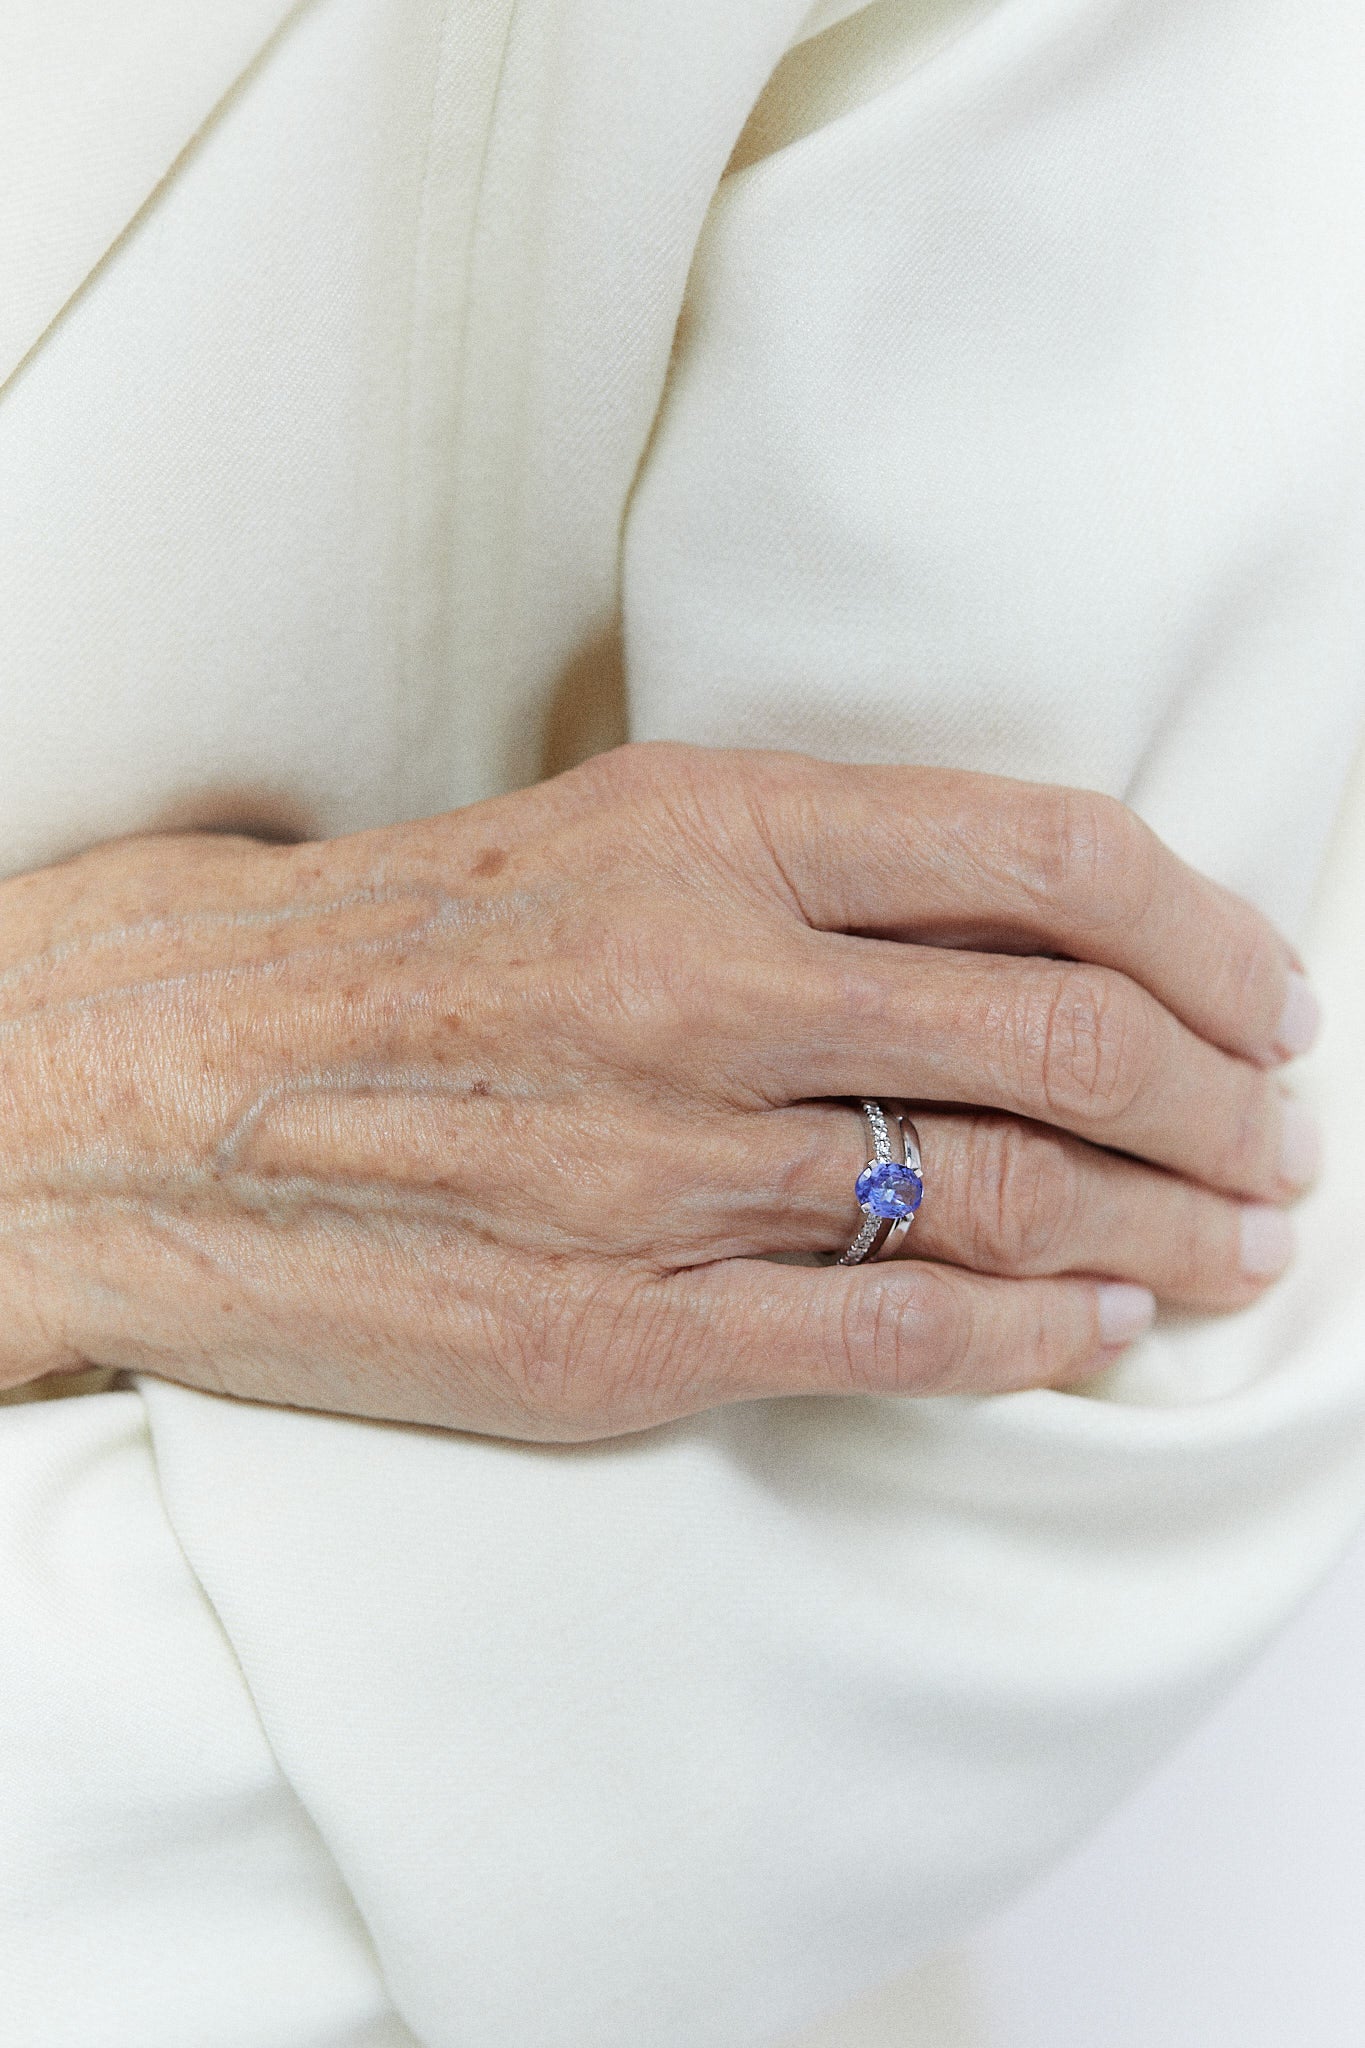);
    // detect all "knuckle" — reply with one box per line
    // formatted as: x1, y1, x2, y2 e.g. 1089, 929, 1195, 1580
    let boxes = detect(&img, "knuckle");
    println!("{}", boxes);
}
489, 1337, 572, 1442
833, 1274, 906, 1392
568, 743, 737, 852
835, 1266, 970, 1396
509, 1268, 684, 1438
589, 745, 824, 919
494, 1284, 594, 1435
550, 741, 662, 830
1015, 785, 1156, 931
571, 908, 784, 1104
616, 745, 778, 888
1024, 967, 1150, 1126
580, 739, 692, 800
1014, 783, 1110, 888
969, 1117, 1078, 1272
599, 1274, 703, 1414
831, 1280, 892, 1392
